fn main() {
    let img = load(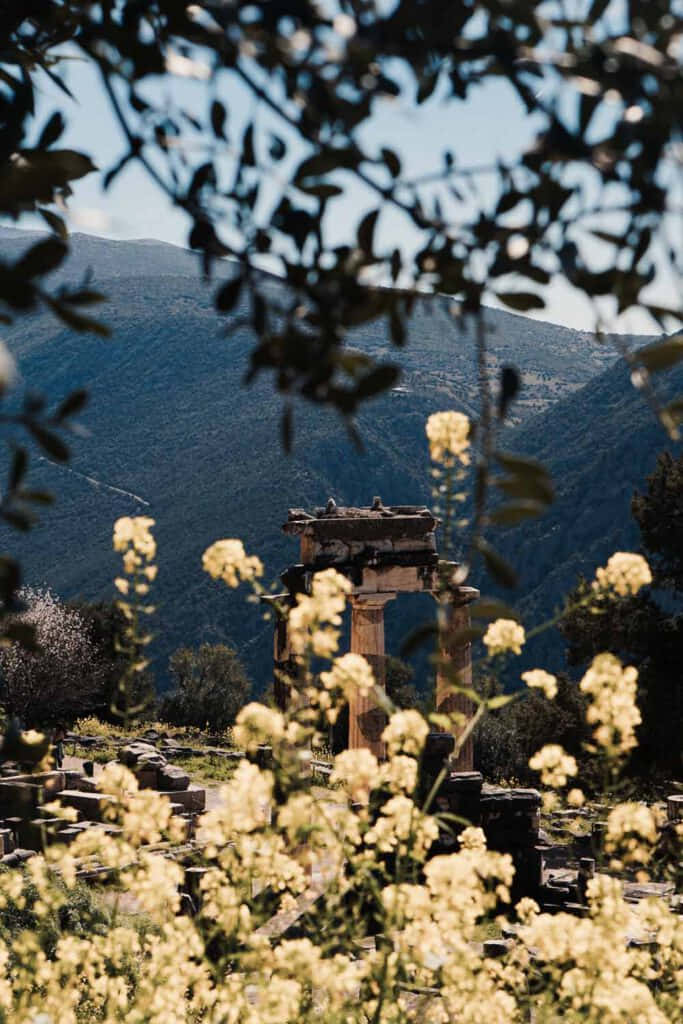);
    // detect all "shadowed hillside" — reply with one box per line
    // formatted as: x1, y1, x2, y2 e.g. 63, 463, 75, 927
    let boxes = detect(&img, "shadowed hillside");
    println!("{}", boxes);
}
0, 229, 659, 690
